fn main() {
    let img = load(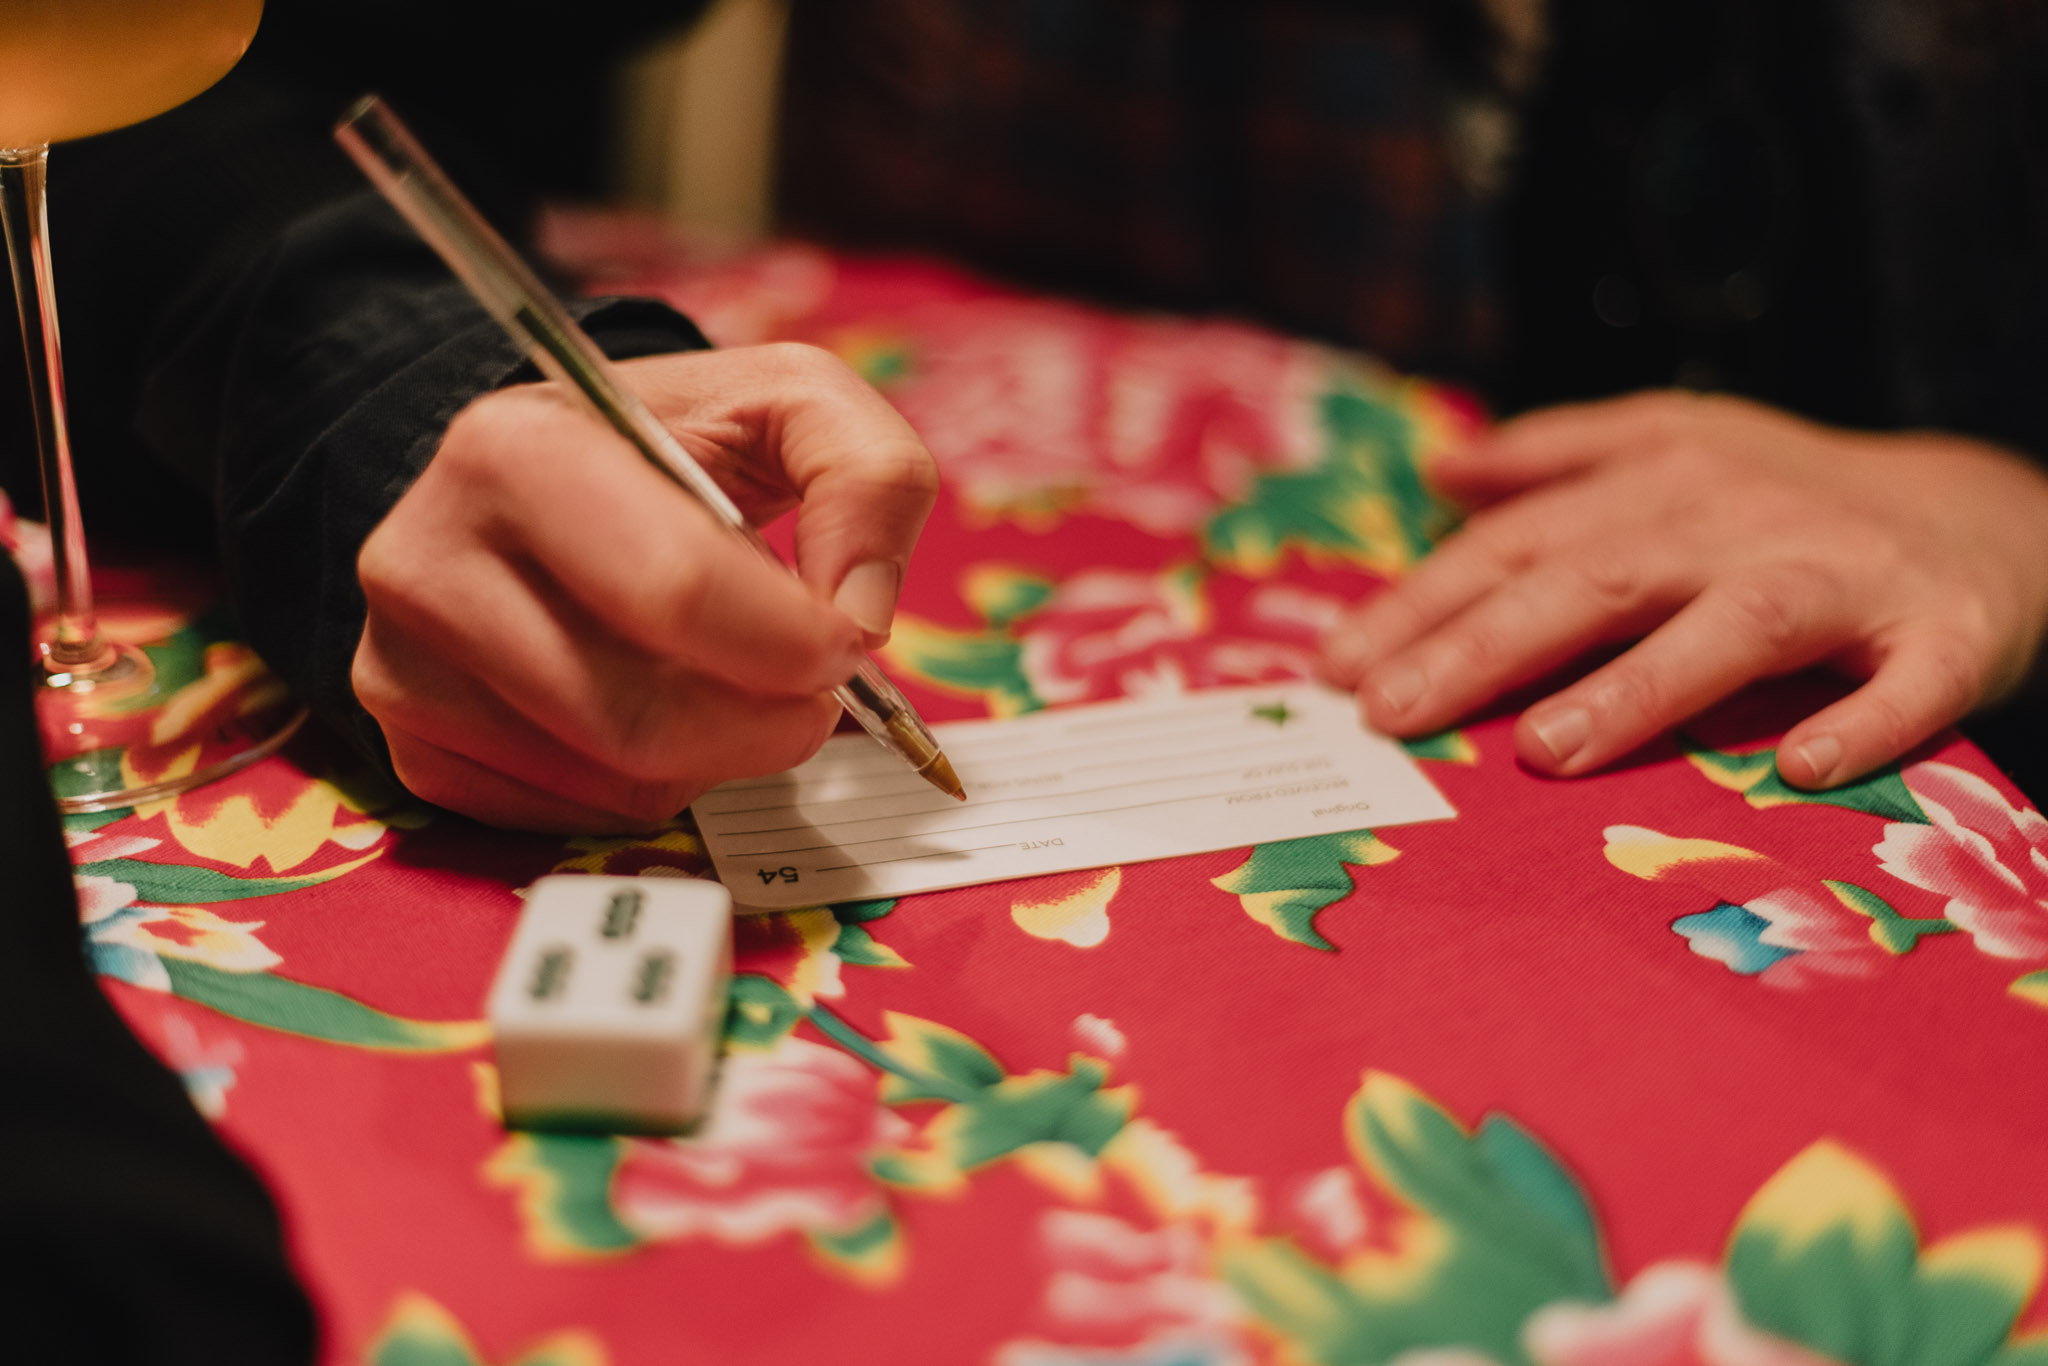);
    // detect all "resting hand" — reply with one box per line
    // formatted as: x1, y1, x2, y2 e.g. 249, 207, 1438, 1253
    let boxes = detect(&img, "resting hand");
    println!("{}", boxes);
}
353, 343, 939, 832
1318, 392, 2048, 787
